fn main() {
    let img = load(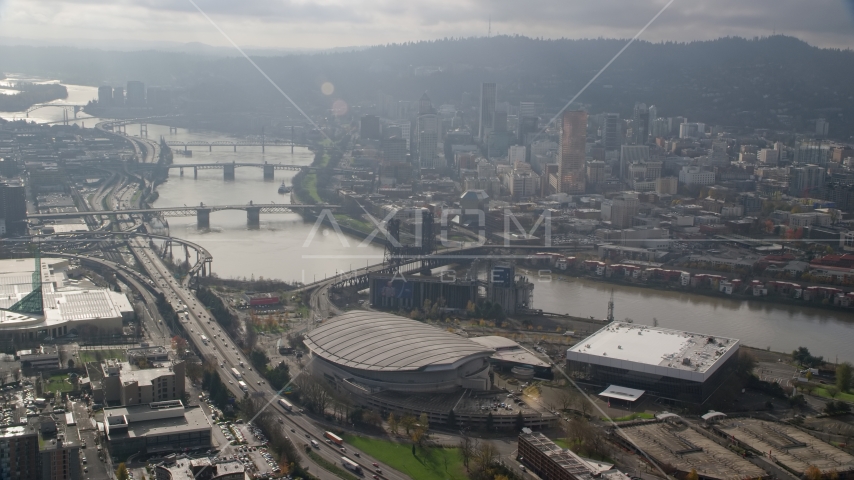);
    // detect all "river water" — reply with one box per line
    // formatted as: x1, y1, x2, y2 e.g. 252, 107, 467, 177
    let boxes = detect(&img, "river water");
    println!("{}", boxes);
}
2, 80, 852, 361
